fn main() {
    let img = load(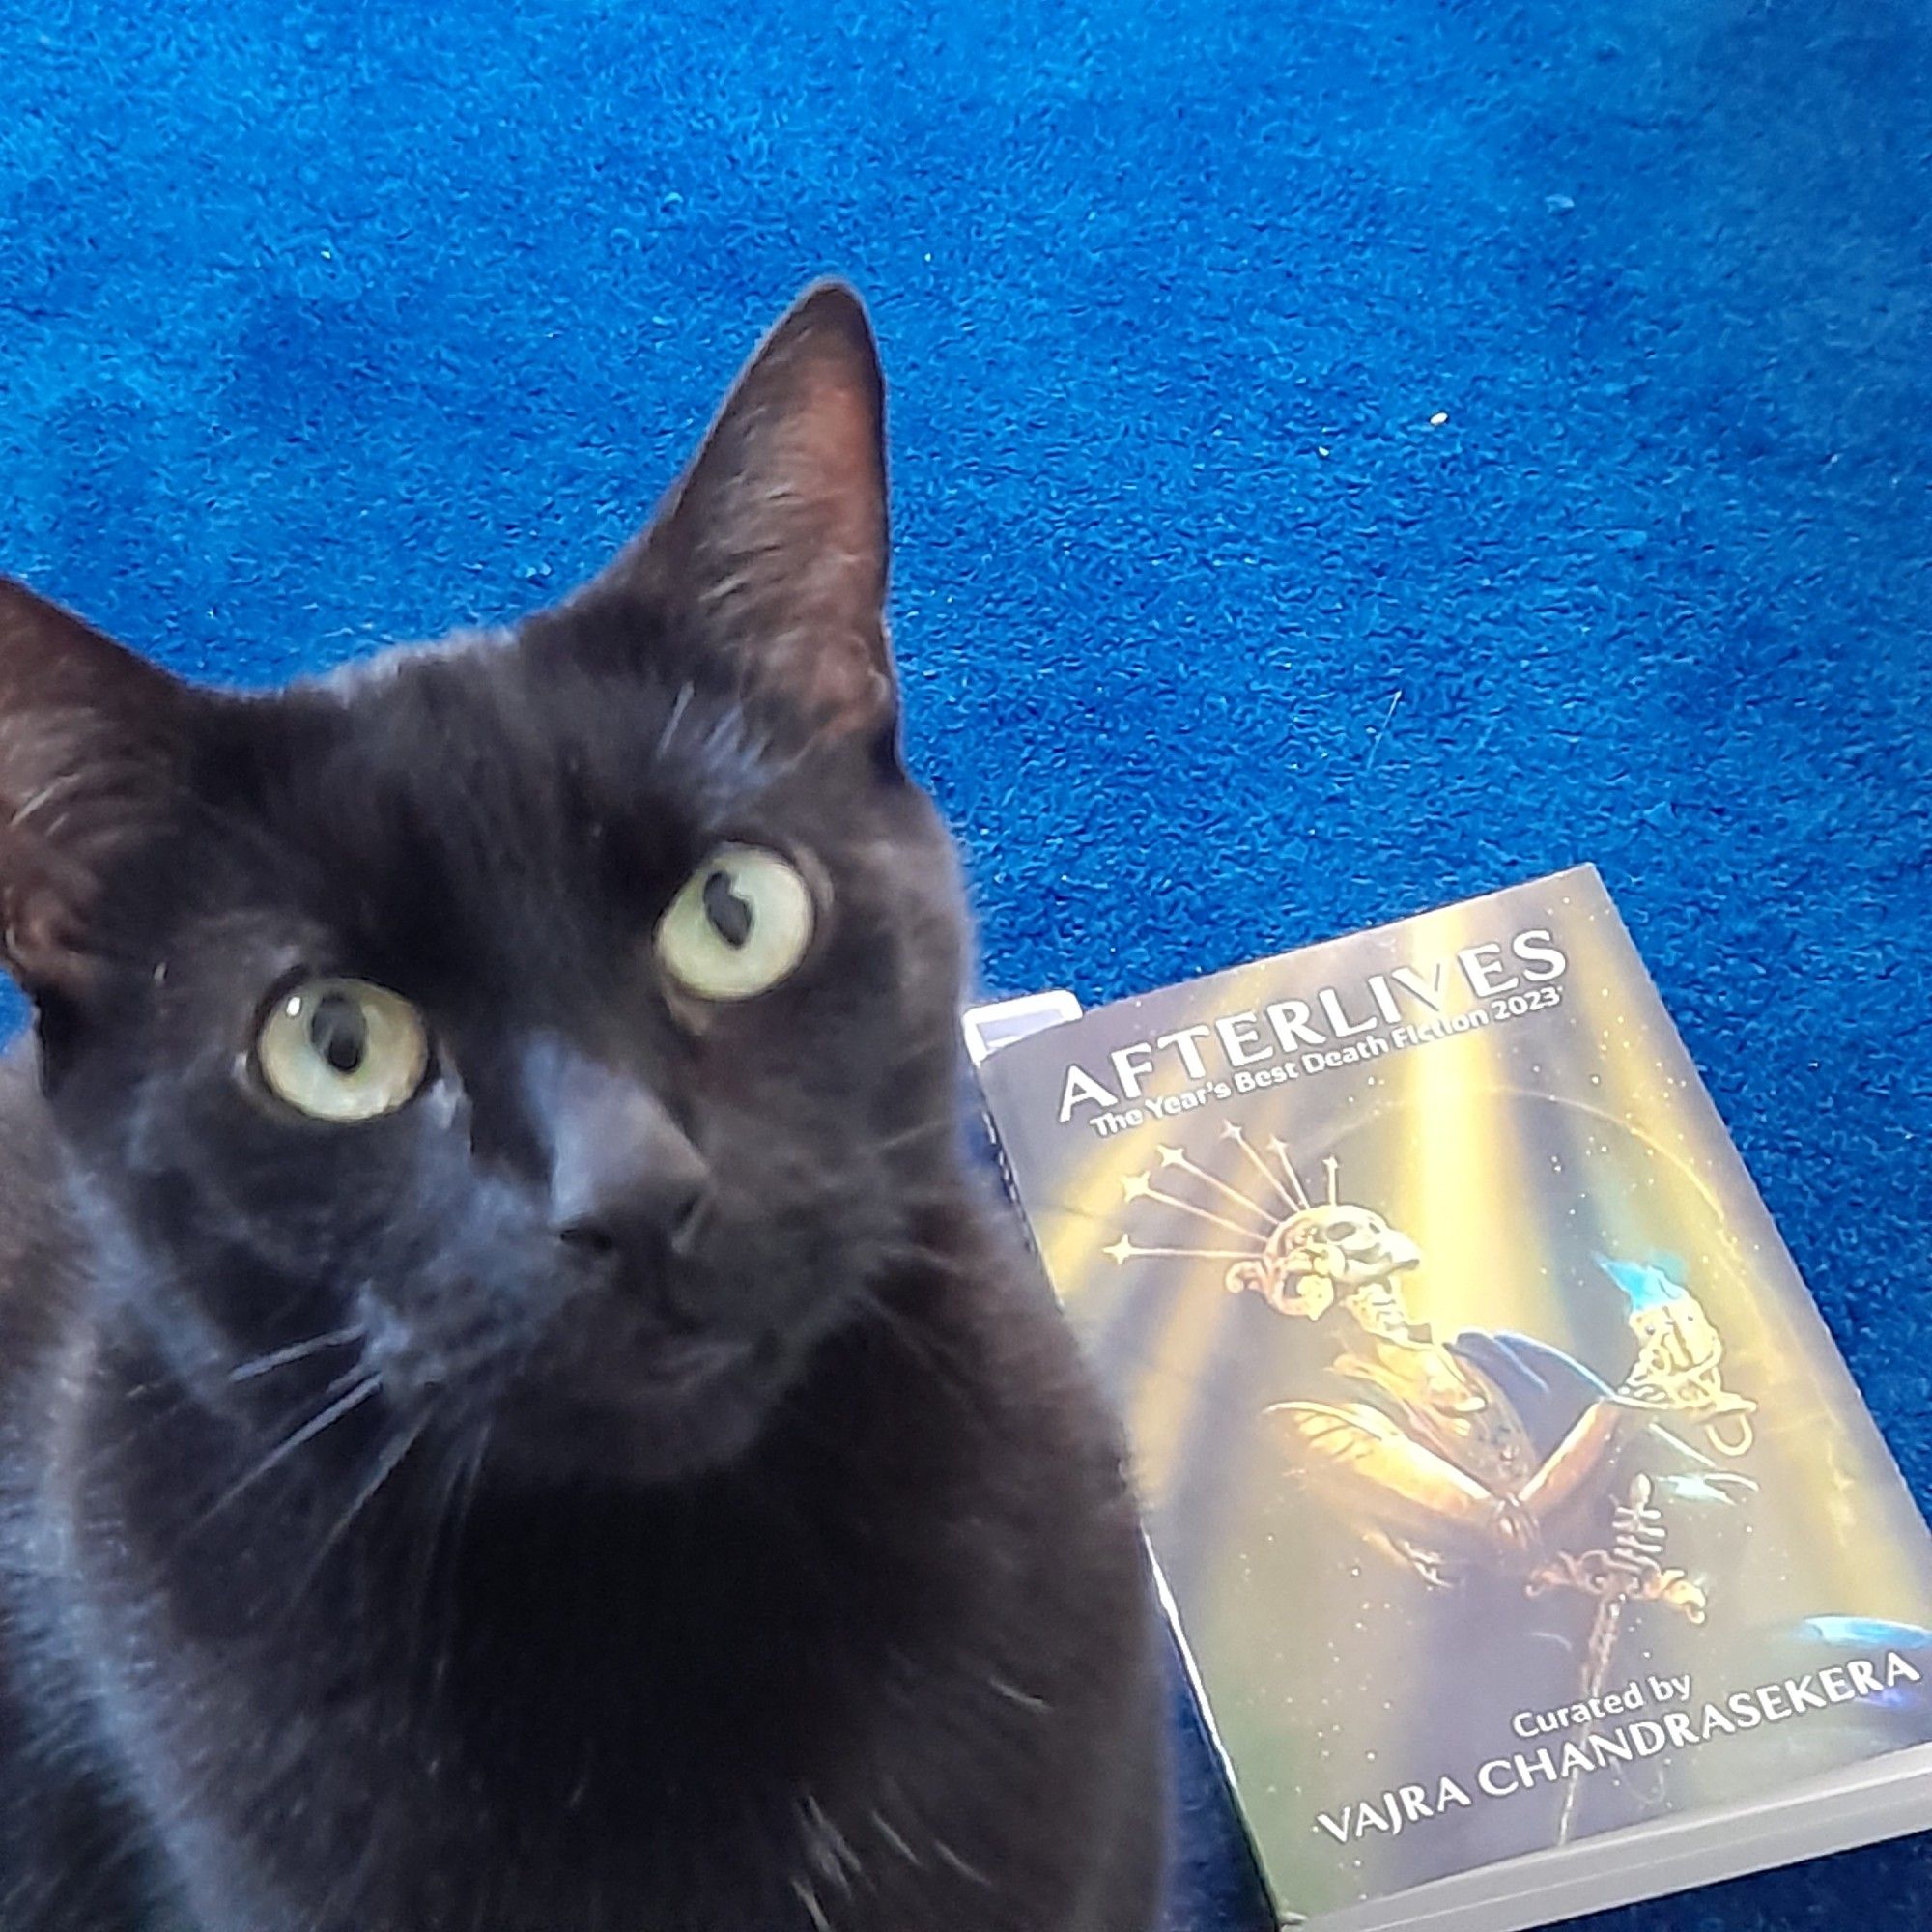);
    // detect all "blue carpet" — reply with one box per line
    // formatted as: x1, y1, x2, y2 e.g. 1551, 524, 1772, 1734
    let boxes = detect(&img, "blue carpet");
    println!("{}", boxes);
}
3, 2, 1929, 1926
